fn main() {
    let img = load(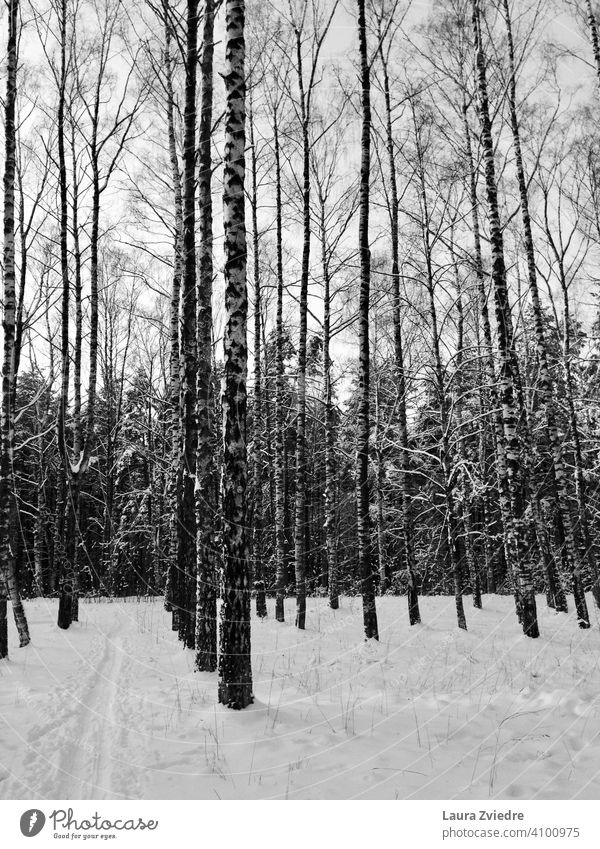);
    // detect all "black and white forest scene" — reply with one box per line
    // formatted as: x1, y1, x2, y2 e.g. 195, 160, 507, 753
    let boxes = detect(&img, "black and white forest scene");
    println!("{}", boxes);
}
2, 0, 600, 809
